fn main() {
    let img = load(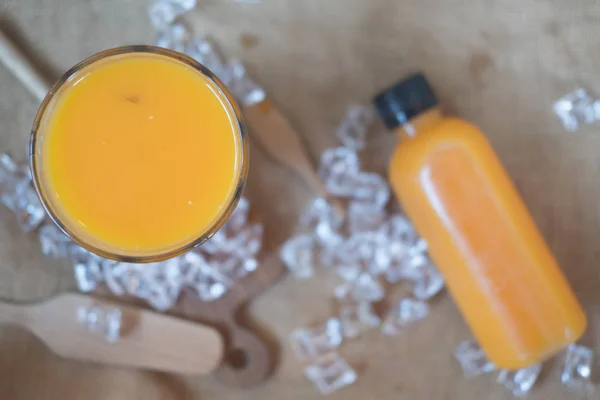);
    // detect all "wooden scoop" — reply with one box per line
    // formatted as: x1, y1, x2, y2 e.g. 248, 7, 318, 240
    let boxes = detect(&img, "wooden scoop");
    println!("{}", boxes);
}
0, 292, 224, 375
